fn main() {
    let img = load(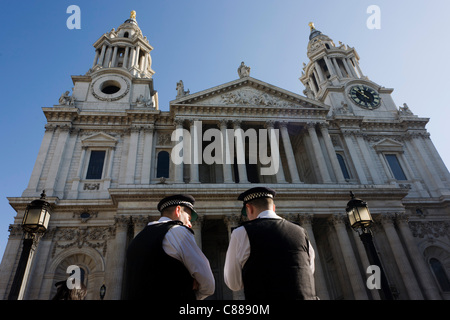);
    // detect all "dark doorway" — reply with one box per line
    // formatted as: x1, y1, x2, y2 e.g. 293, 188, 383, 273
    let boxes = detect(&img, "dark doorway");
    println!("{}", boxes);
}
201, 218, 233, 300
